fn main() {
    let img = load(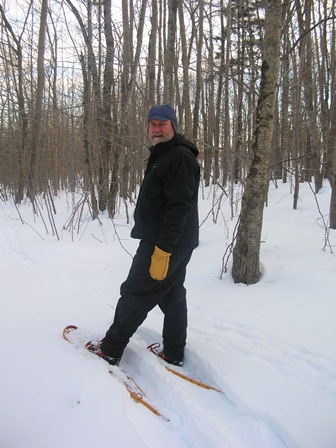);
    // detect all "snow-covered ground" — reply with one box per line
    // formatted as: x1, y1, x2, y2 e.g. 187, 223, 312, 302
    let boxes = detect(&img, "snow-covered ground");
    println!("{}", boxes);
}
0, 180, 335, 448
